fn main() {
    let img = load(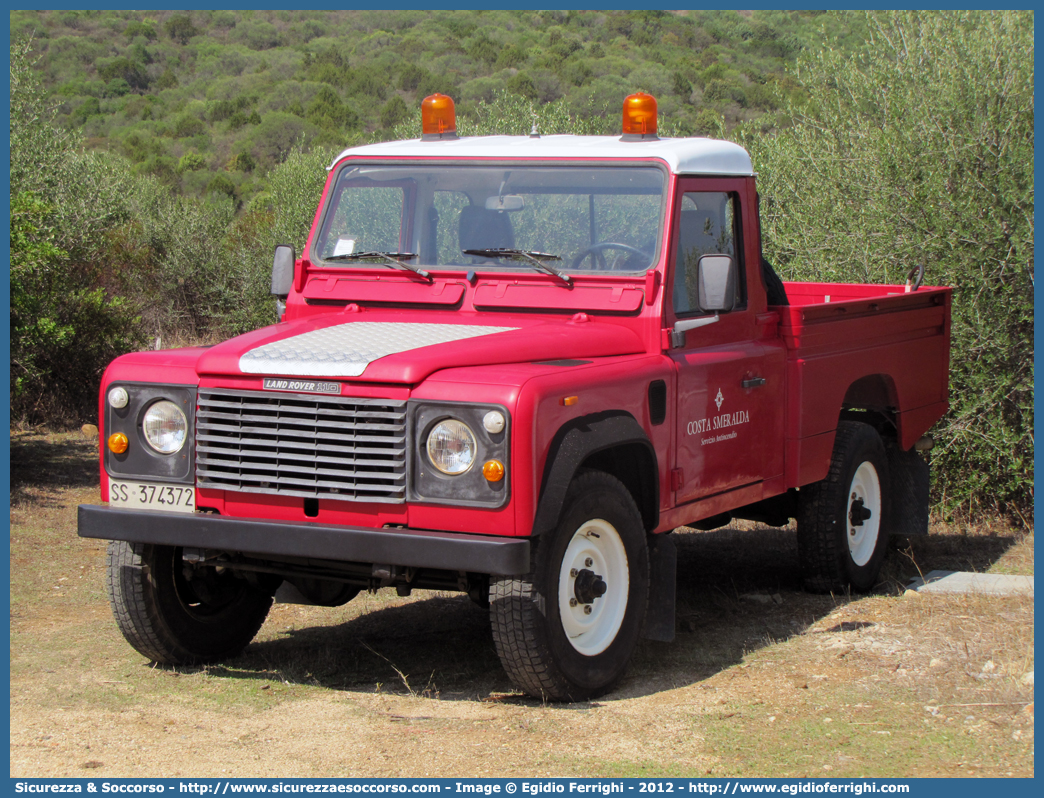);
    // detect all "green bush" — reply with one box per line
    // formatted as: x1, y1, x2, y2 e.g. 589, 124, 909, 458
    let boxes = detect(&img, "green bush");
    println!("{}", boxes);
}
461, 77, 504, 105
134, 155, 178, 186
506, 72, 538, 101
104, 78, 130, 98
124, 20, 157, 41
398, 63, 428, 92
171, 112, 205, 138
305, 85, 358, 131
742, 11, 1033, 520
206, 173, 237, 200
227, 150, 256, 173
70, 96, 102, 124
177, 151, 206, 173
347, 66, 388, 101
467, 33, 499, 68
97, 55, 149, 91
125, 179, 237, 338
221, 146, 336, 333
10, 41, 145, 424
155, 68, 178, 90
233, 19, 281, 51
495, 44, 528, 70
165, 14, 199, 46
379, 95, 408, 129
